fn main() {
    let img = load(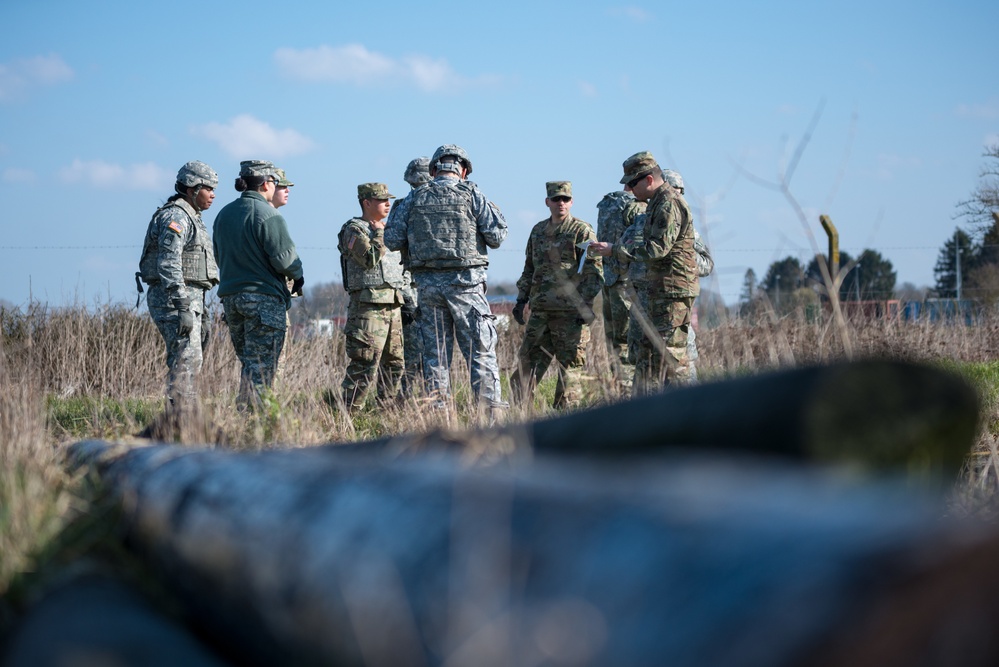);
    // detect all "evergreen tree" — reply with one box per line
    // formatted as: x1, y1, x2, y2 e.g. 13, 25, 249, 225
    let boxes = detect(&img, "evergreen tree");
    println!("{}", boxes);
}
933, 229, 976, 299
854, 249, 897, 300
760, 256, 804, 308
739, 268, 758, 305
805, 251, 854, 300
